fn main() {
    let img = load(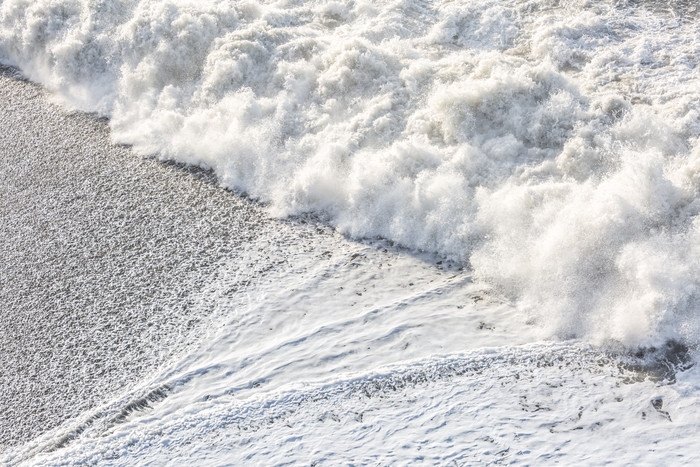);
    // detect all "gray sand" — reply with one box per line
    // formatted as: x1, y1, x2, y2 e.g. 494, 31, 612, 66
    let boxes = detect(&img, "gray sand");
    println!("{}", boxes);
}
0, 65, 268, 449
